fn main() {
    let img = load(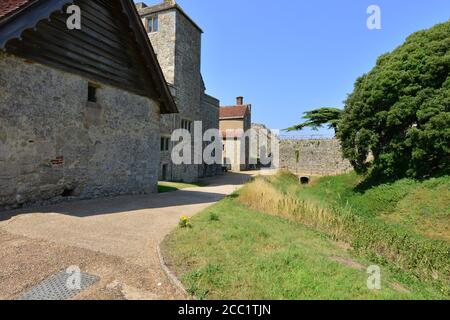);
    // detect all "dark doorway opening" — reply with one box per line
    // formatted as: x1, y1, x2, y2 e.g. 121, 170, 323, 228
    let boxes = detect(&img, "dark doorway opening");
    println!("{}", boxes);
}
162, 164, 168, 181
300, 177, 310, 185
